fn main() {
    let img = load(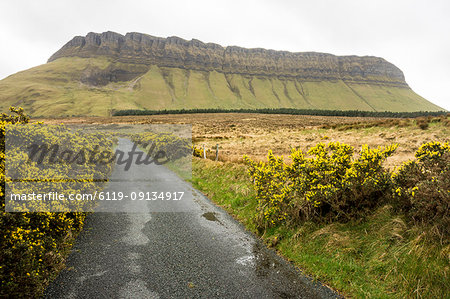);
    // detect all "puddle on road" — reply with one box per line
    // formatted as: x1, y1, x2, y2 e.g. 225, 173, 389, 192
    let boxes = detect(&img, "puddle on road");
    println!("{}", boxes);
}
249, 241, 338, 298
202, 212, 218, 221
253, 241, 281, 277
